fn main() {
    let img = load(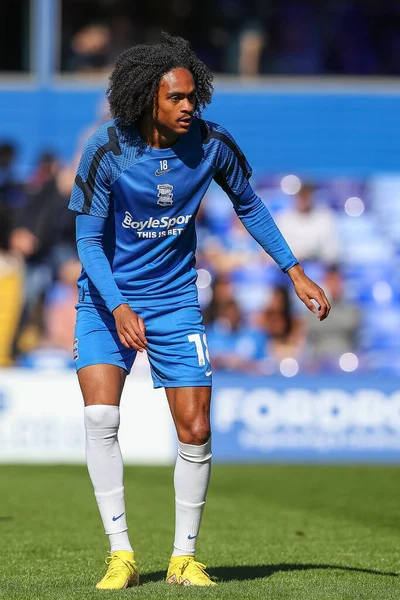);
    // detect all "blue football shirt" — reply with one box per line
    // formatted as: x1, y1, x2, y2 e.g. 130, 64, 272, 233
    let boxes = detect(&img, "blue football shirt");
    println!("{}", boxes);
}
69, 117, 297, 310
